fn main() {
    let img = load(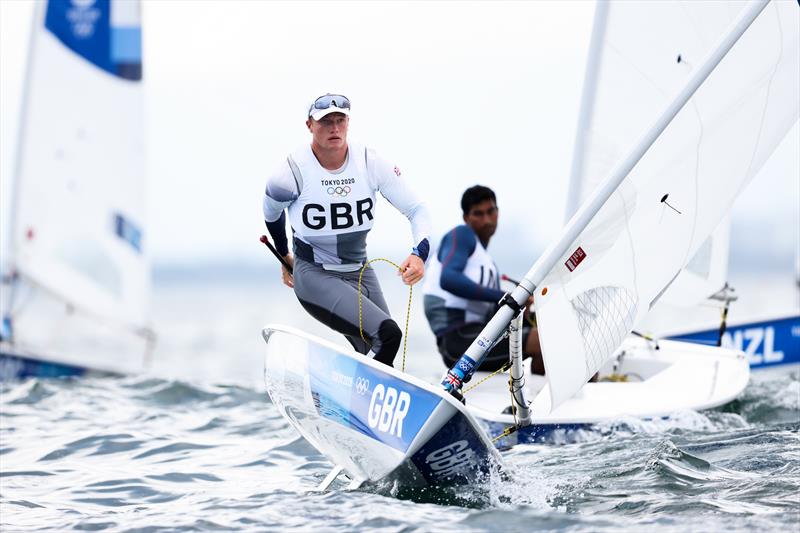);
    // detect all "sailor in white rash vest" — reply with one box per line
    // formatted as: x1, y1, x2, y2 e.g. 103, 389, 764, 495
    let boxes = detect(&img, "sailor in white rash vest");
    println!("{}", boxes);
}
262, 93, 432, 367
